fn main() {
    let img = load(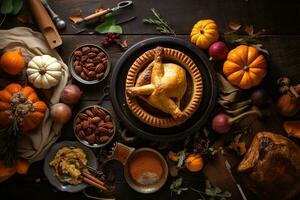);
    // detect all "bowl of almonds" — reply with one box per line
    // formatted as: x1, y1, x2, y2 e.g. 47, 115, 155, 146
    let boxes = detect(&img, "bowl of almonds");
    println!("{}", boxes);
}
73, 105, 115, 148
70, 44, 110, 84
